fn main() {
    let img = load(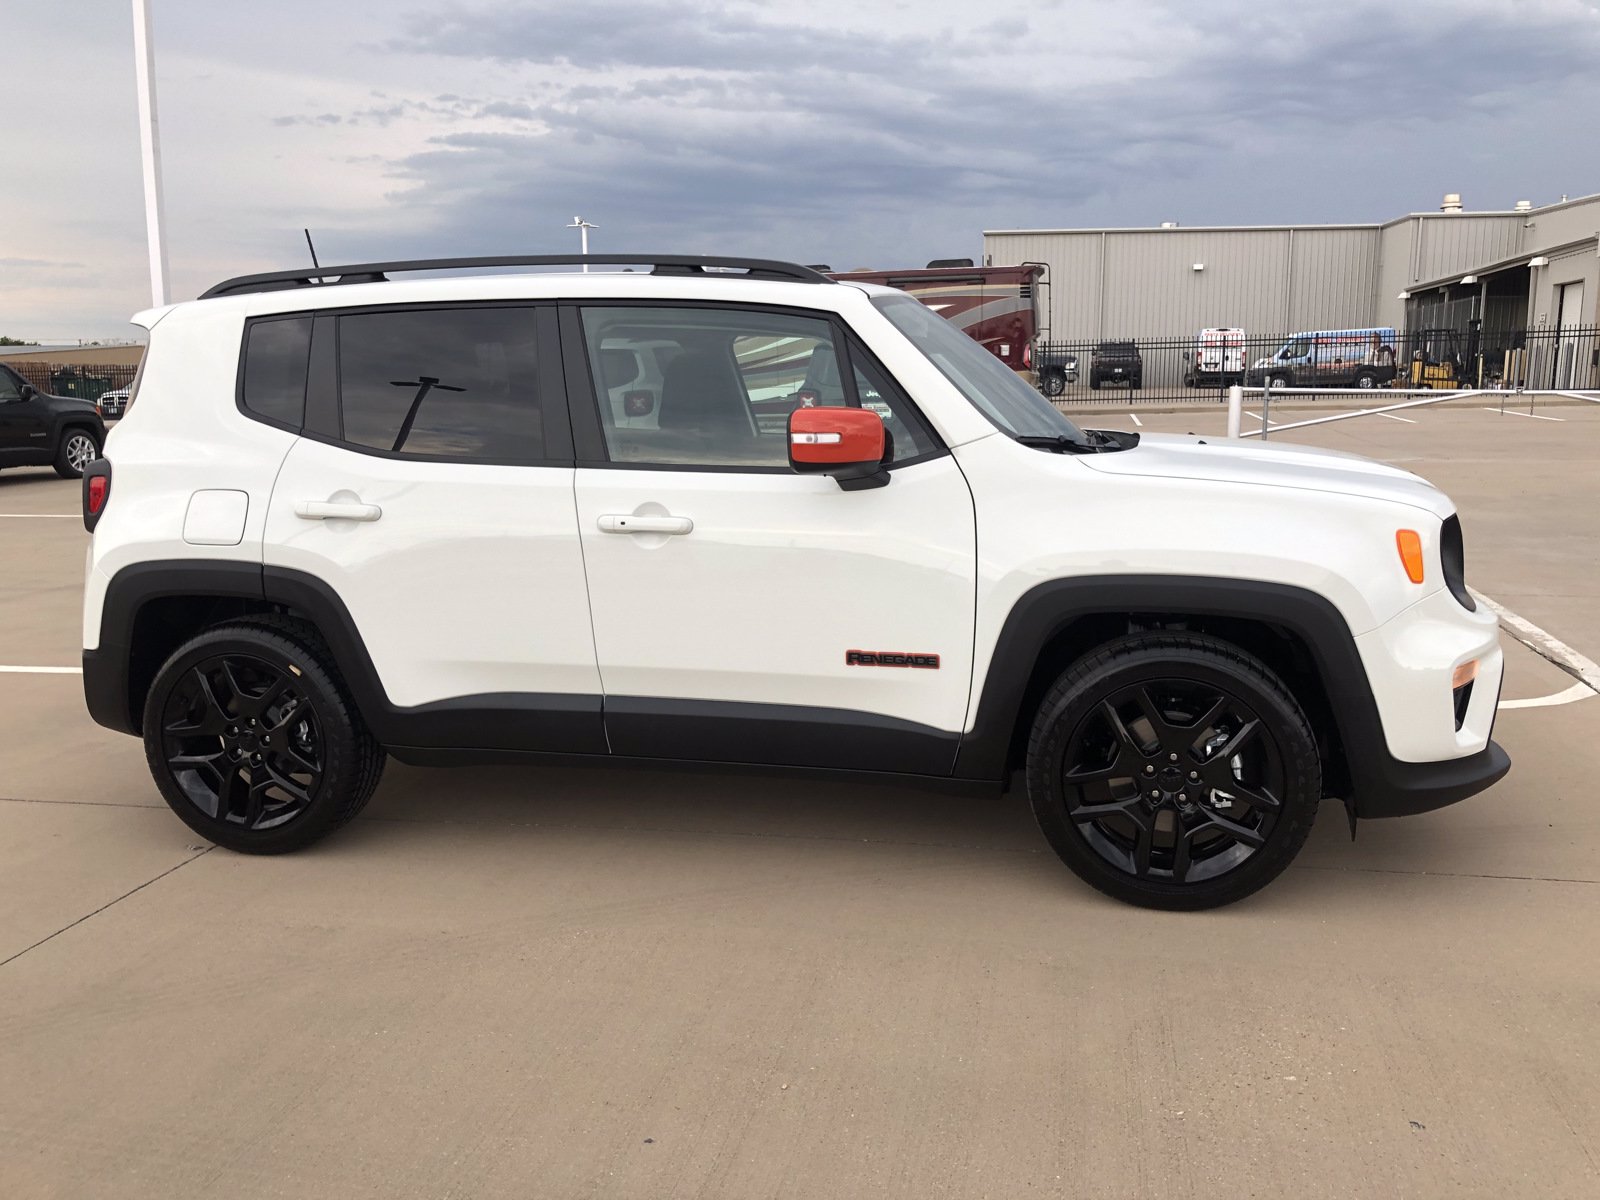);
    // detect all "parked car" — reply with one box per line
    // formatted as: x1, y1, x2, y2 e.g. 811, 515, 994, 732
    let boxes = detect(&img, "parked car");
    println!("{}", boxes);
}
1034, 348, 1079, 397
1183, 327, 1247, 387
97, 388, 131, 419
0, 363, 105, 478
1089, 340, 1142, 389
81, 253, 1507, 910
1248, 328, 1399, 390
